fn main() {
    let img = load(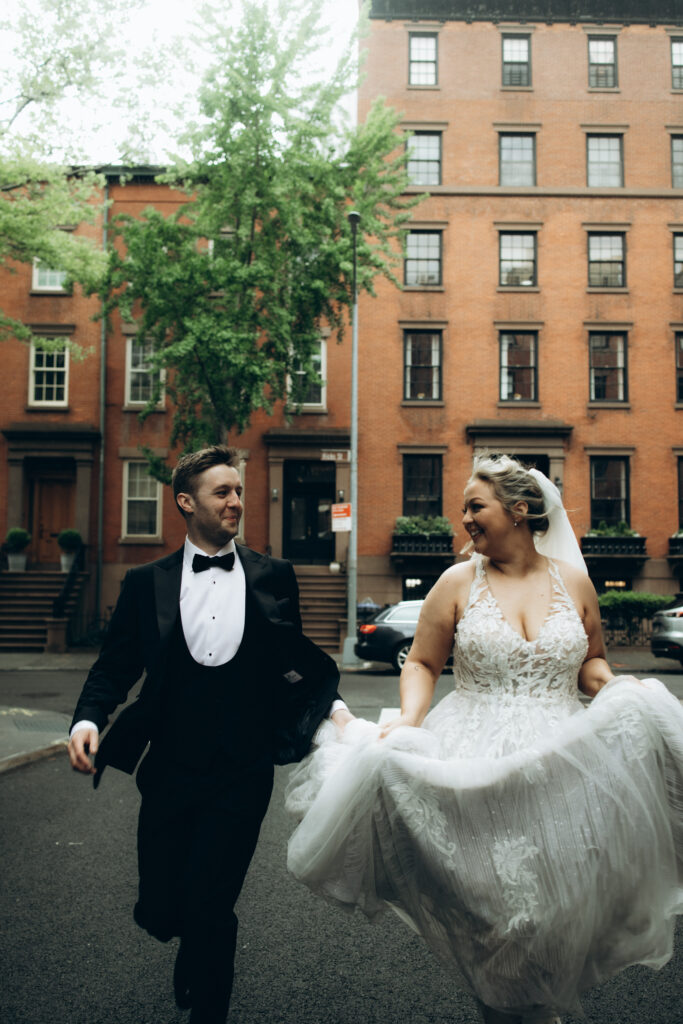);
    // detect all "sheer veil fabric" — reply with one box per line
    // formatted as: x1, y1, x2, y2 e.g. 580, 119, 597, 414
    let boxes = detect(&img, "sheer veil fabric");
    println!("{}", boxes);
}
286, 473, 683, 1018
527, 469, 587, 574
